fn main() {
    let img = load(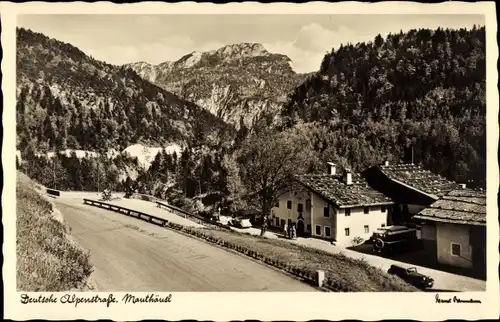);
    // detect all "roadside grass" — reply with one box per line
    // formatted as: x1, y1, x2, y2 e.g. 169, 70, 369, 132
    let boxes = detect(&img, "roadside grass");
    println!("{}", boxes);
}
16, 172, 95, 291
193, 227, 418, 292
